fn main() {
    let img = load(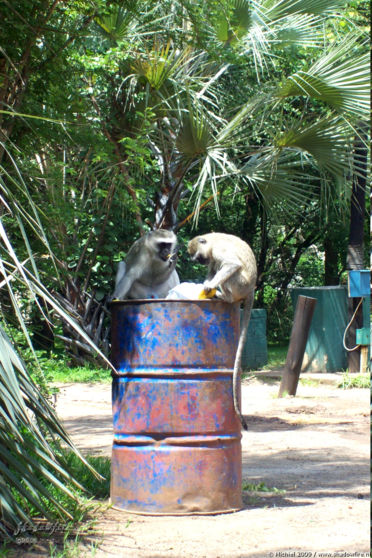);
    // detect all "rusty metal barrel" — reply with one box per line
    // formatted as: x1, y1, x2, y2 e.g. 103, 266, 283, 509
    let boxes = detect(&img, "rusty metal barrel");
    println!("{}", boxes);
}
110, 299, 242, 515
